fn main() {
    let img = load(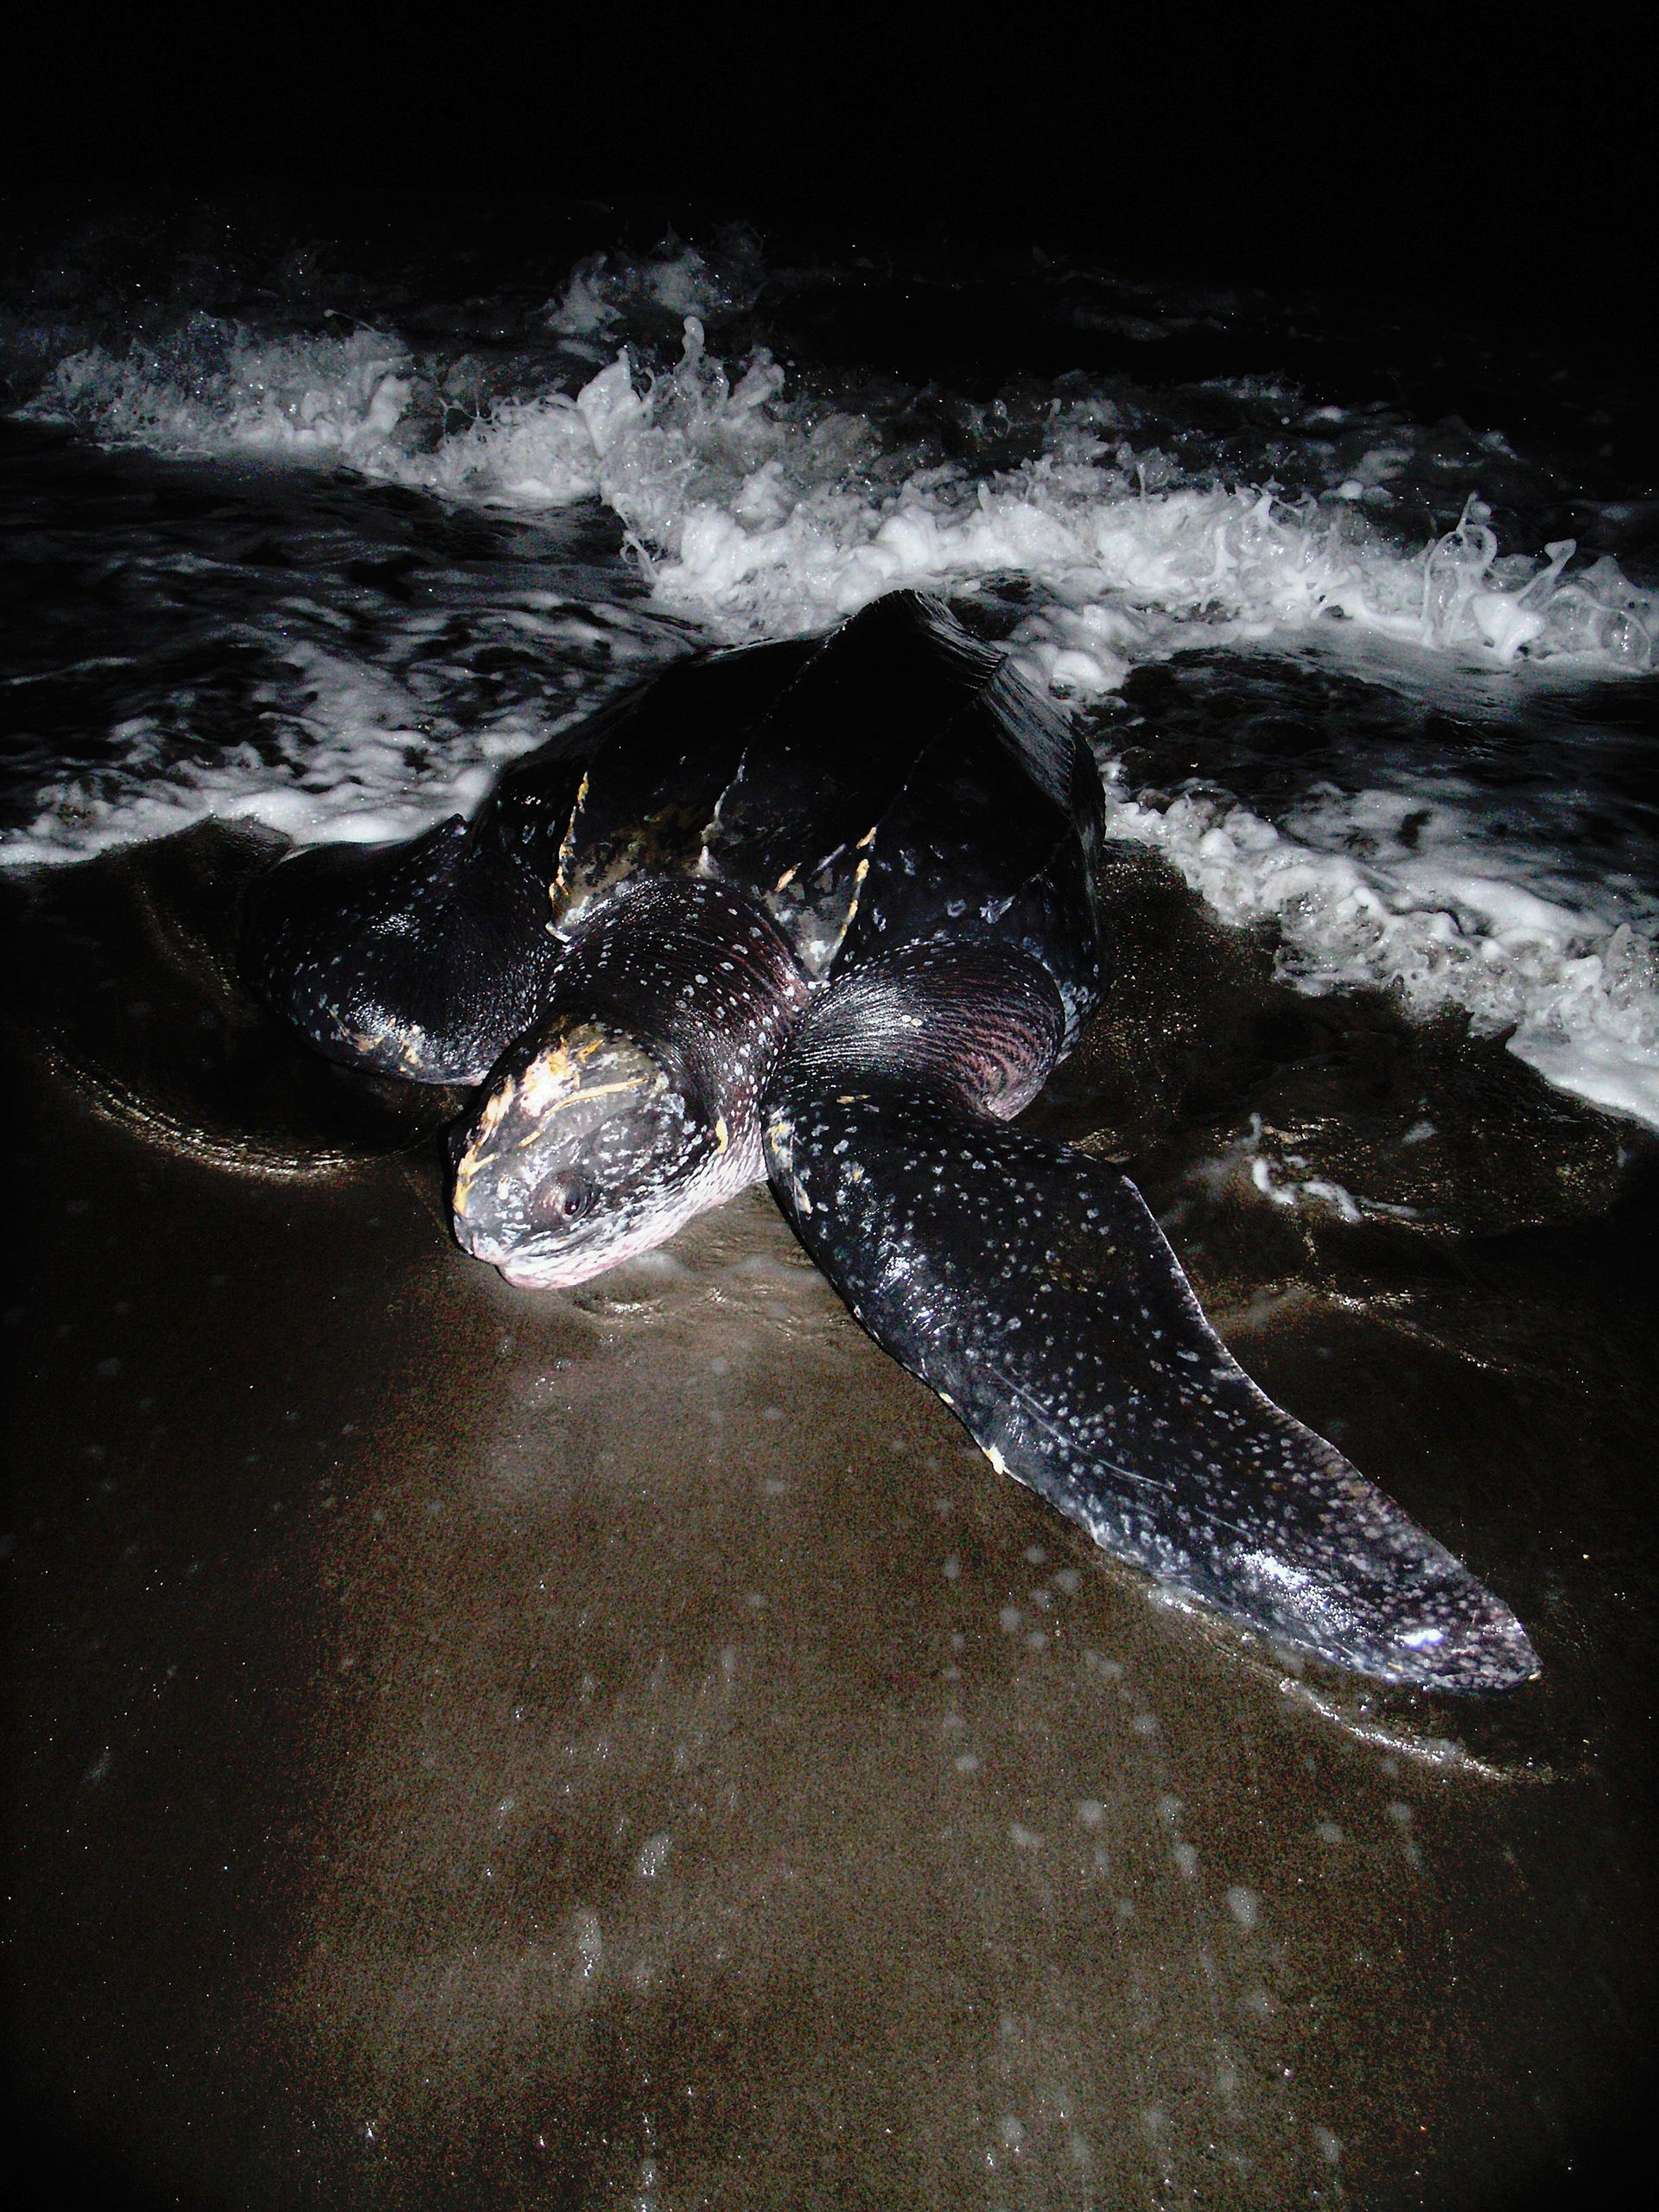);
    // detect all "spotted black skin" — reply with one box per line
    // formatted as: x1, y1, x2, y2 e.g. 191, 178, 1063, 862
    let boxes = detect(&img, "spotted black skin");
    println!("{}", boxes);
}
765, 1007, 1534, 1690
245, 593, 1539, 1692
